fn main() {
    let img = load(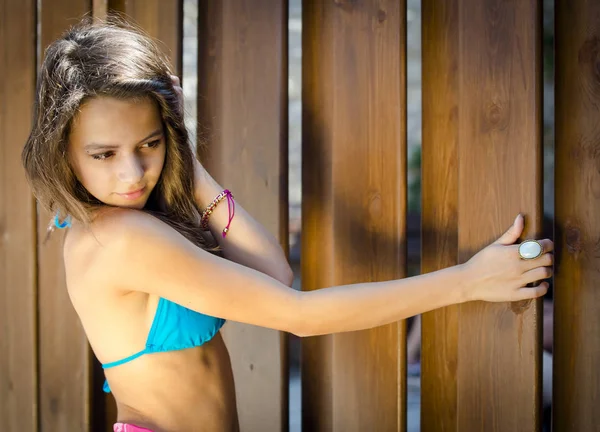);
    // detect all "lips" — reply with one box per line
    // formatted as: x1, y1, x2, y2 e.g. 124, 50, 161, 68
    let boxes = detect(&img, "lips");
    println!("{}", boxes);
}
116, 186, 146, 200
